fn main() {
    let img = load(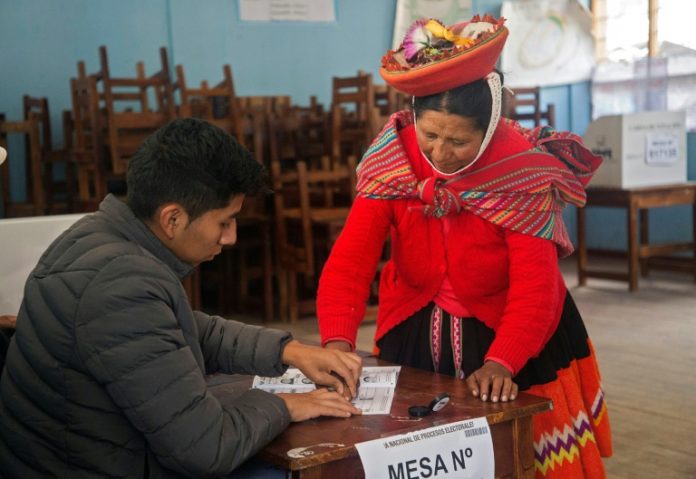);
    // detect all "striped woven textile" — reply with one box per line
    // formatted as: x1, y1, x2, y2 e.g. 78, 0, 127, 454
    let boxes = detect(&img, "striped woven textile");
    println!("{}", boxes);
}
356, 112, 602, 257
